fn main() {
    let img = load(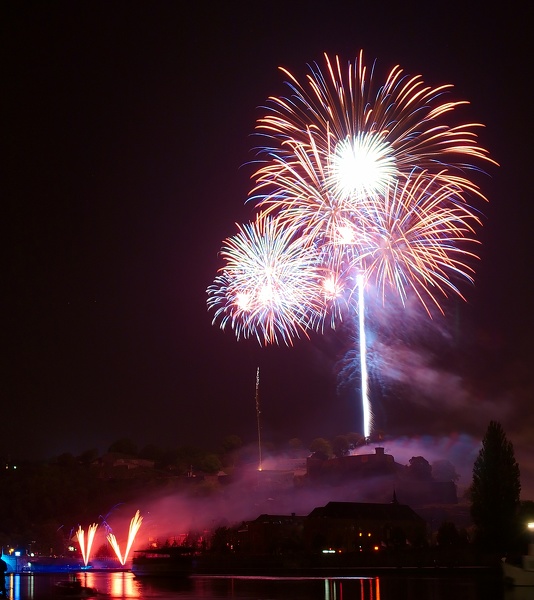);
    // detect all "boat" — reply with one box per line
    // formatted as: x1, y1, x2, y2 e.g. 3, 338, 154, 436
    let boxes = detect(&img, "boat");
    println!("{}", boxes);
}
502, 553, 534, 587
131, 546, 196, 578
